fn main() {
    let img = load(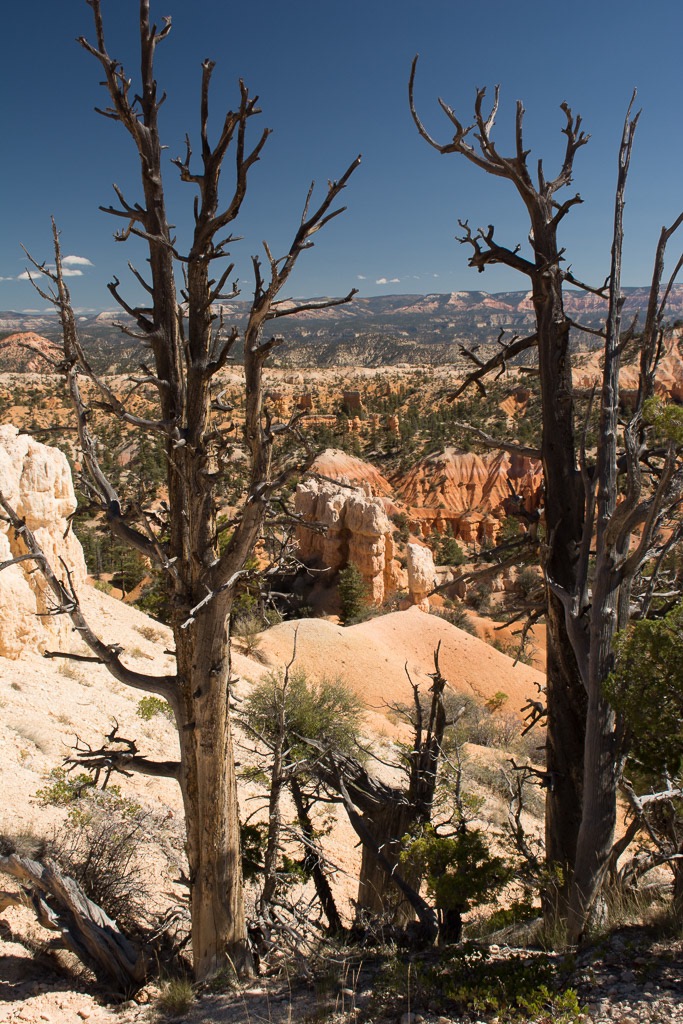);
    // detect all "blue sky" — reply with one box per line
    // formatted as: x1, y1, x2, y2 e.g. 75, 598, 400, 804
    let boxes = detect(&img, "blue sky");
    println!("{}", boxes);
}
3, 0, 683, 311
